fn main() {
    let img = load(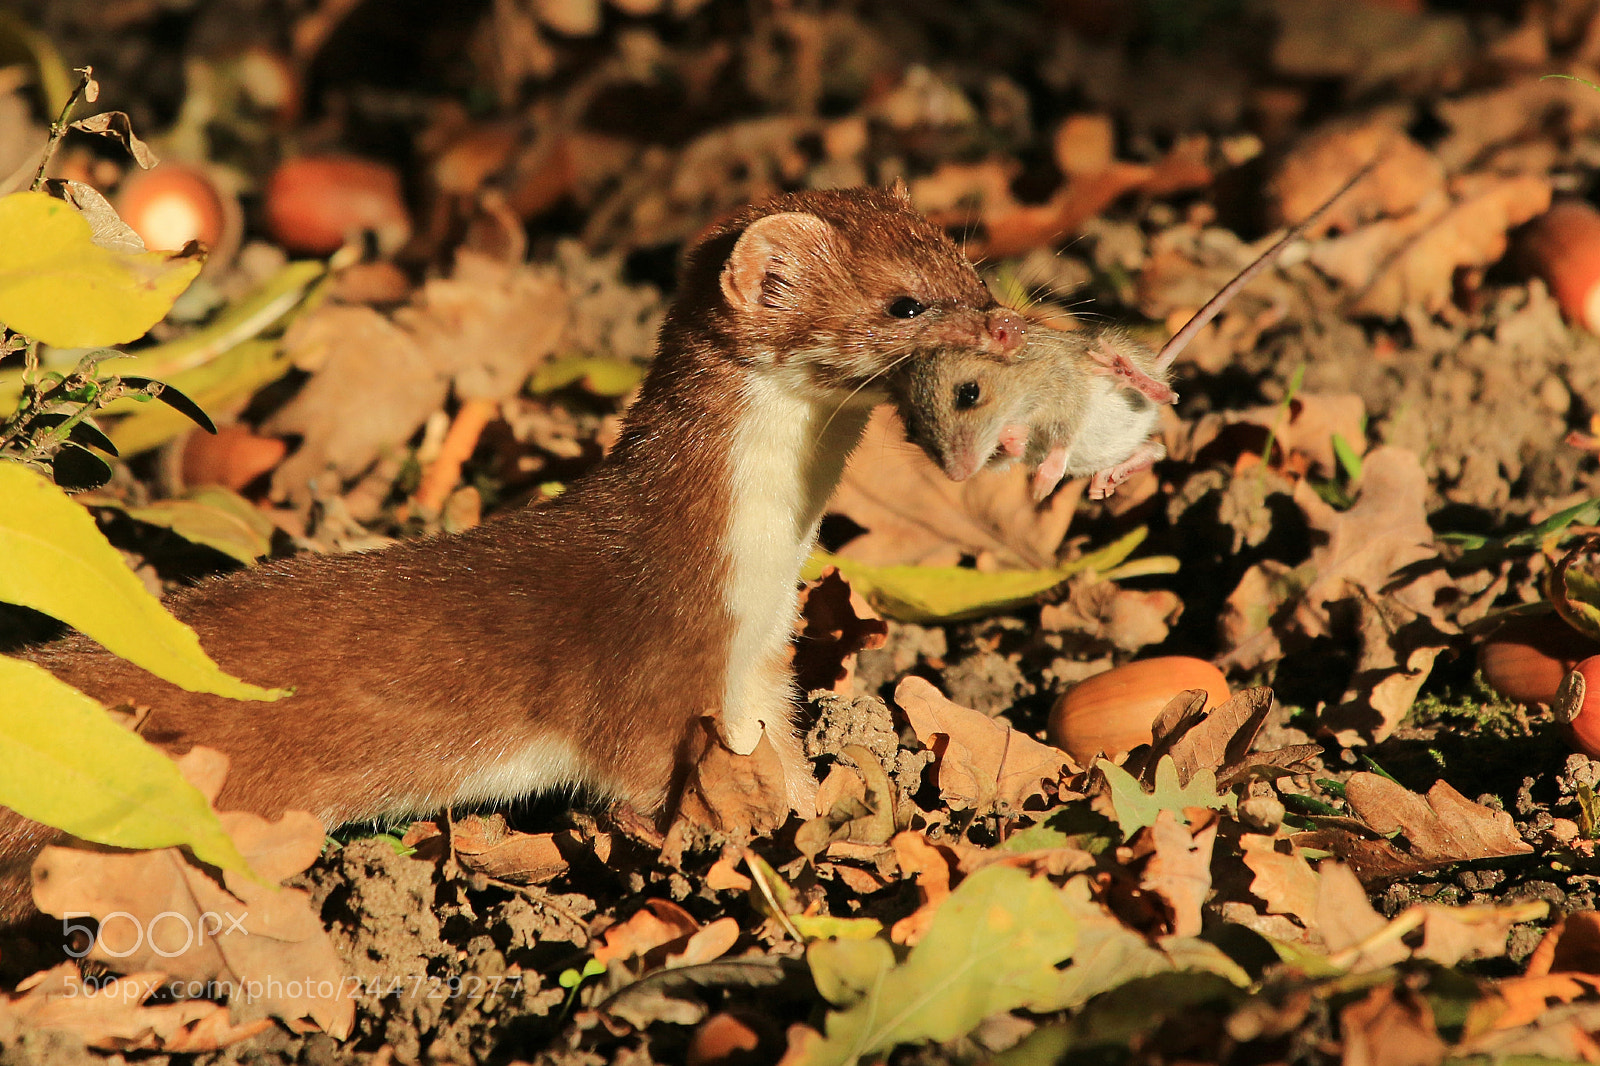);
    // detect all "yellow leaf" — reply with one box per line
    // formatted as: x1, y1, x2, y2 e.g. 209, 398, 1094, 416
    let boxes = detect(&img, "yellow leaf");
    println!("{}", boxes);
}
804, 528, 1153, 622
0, 191, 202, 347
0, 462, 286, 700
0, 655, 250, 873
